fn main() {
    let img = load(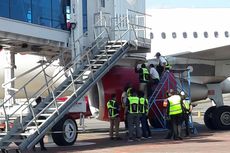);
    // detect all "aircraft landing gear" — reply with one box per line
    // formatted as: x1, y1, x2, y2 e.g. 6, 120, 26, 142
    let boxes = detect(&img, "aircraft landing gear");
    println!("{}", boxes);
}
204, 106, 230, 130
